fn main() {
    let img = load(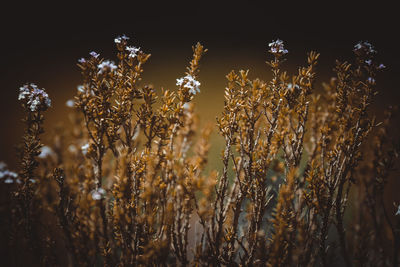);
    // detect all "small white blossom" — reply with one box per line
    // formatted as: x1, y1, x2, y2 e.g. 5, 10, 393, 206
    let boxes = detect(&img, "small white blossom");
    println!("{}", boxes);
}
126, 46, 140, 58
66, 99, 75, 108
89, 51, 100, 58
396, 205, 400, 216
365, 59, 372, 65
81, 143, 90, 155
97, 60, 117, 74
4, 178, 14, 184
176, 74, 201, 95
18, 83, 51, 112
367, 77, 376, 84
77, 85, 85, 93
91, 188, 106, 200
0, 170, 9, 179
287, 83, 300, 91
78, 58, 86, 64
38, 146, 54, 159
0, 165, 18, 184
268, 39, 288, 55
377, 63, 386, 70
114, 35, 129, 44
